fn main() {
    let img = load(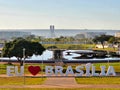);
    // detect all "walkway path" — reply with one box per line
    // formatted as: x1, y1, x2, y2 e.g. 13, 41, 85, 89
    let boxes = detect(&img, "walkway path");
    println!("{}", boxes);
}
44, 77, 78, 87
